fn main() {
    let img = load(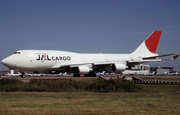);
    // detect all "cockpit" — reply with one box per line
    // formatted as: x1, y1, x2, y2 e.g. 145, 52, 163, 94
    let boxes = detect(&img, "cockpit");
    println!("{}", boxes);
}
14, 52, 21, 54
